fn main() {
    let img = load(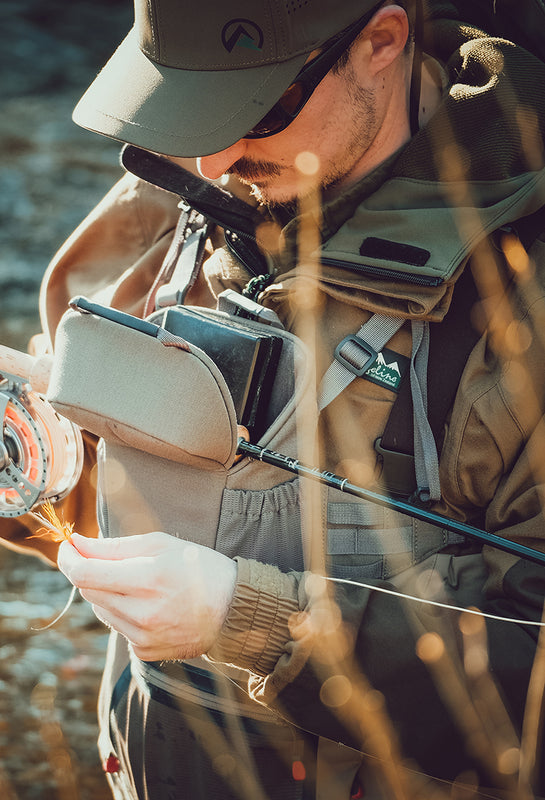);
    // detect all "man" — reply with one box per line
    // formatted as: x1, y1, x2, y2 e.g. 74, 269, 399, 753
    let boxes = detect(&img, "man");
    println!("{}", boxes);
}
6, 0, 545, 797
